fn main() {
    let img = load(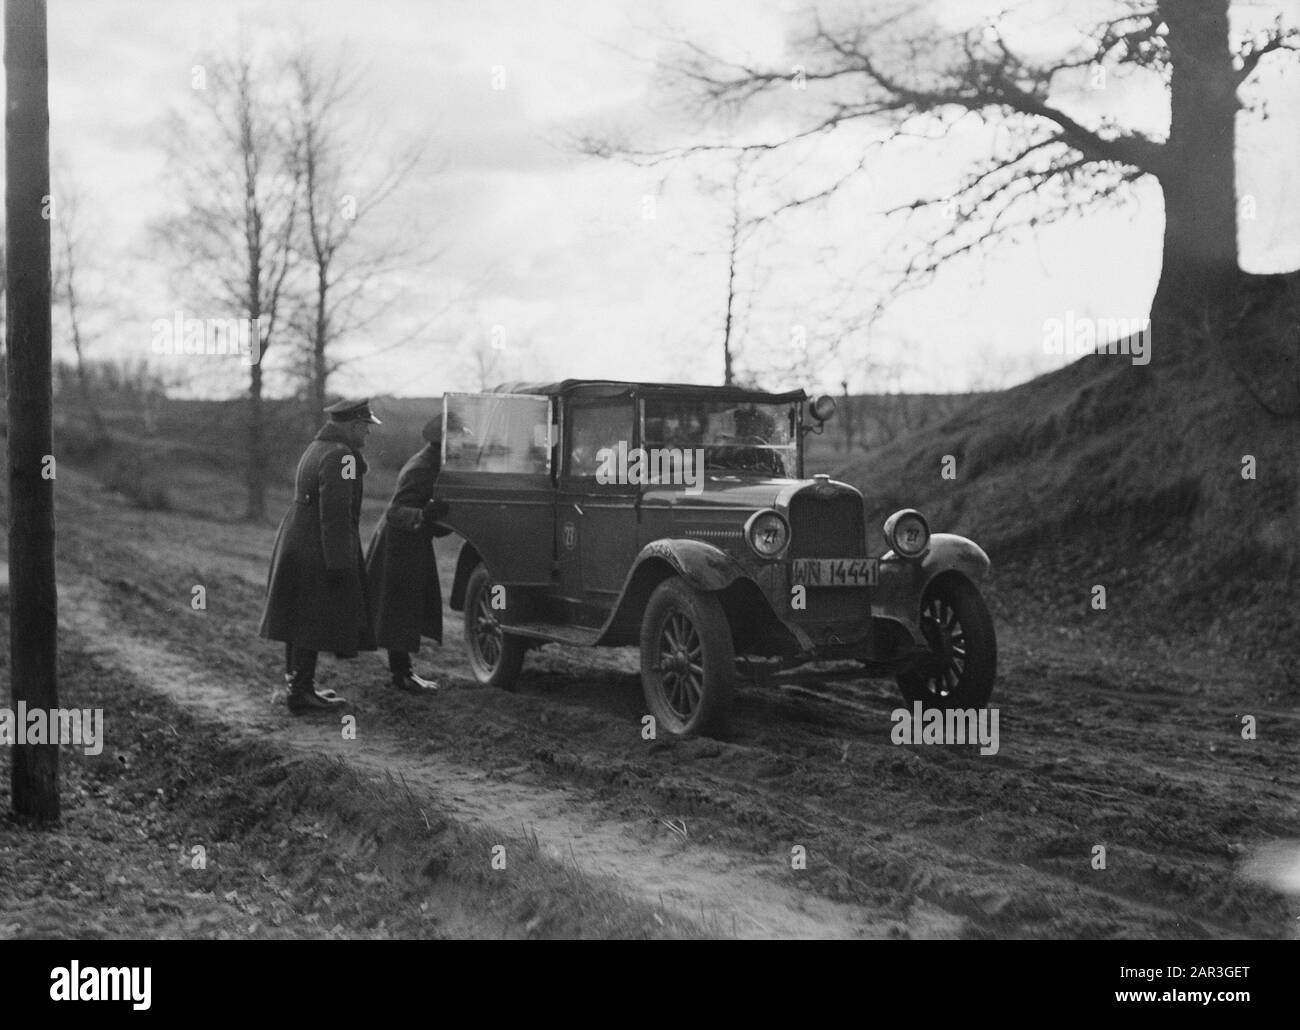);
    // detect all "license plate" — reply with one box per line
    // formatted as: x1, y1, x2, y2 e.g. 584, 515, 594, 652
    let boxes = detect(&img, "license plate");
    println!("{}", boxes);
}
791, 558, 878, 587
